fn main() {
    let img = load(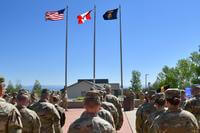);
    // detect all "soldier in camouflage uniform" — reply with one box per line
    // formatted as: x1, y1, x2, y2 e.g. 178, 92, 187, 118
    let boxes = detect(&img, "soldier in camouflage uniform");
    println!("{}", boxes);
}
180, 90, 187, 108
184, 84, 200, 129
144, 93, 166, 133
60, 88, 68, 111
29, 93, 38, 107
68, 90, 116, 133
16, 89, 41, 133
81, 106, 115, 129
135, 90, 156, 133
29, 89, 62, 133
82, 90, 115, 128
51, 94, 66, 129
99, 90, 119, 129
0, 77, 23, 133
151, 89, 199, 133
104, 84, 123, 130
